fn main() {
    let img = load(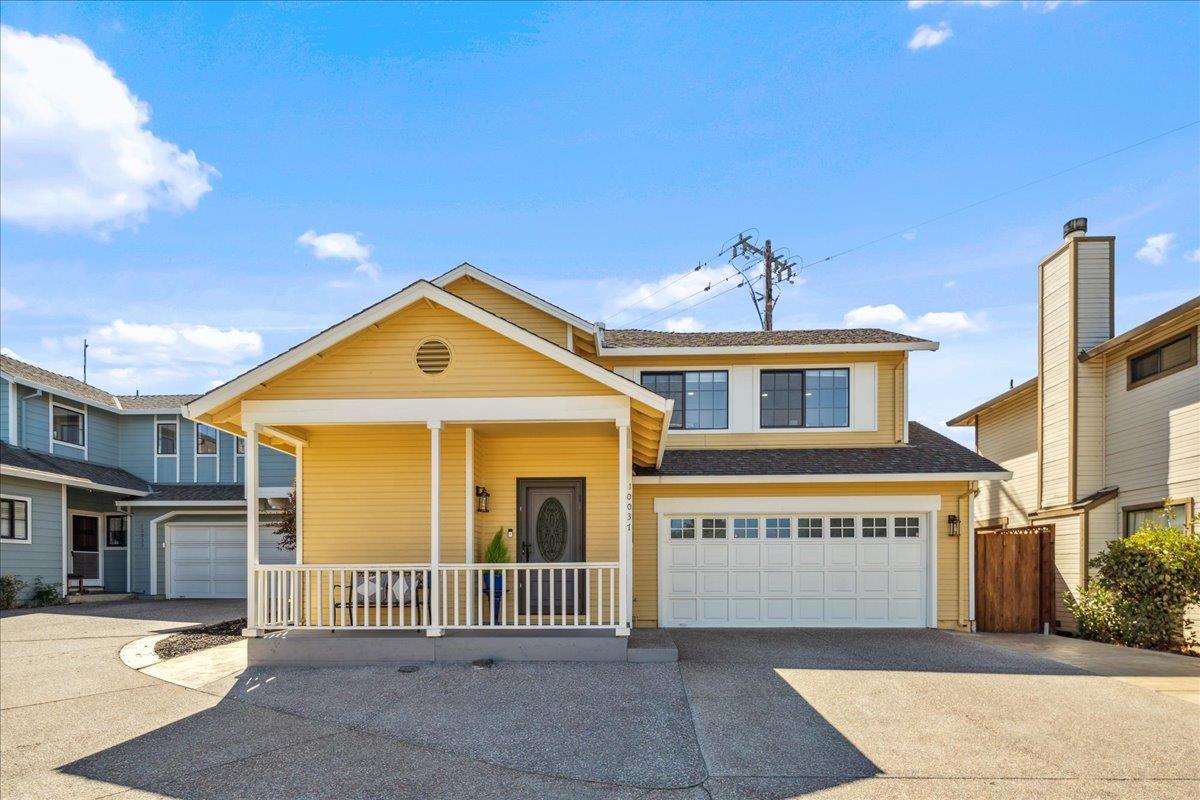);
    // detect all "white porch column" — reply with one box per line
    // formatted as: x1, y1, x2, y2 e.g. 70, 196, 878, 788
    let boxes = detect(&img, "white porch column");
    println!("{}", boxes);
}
244, 424, 260, 636
464, 426, 475, 625
617, 423, 632, 635
427, 421, 444, 636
